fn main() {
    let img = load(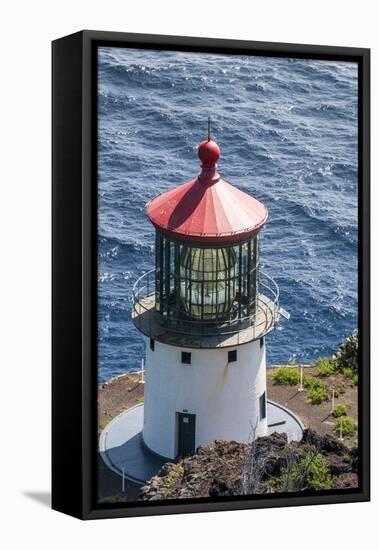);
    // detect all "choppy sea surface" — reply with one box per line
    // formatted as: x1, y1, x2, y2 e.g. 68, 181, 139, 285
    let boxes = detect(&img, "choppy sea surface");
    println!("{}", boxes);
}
97, 47, 358, 384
